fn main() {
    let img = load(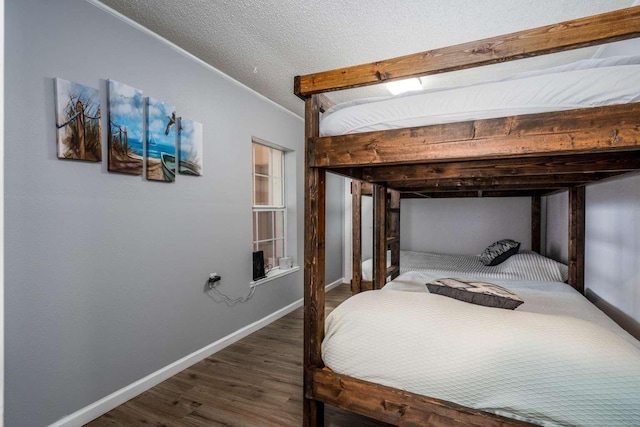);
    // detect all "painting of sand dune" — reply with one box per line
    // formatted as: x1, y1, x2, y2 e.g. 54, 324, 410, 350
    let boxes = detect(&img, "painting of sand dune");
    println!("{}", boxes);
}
55, 78, 101, 162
